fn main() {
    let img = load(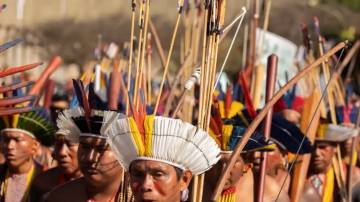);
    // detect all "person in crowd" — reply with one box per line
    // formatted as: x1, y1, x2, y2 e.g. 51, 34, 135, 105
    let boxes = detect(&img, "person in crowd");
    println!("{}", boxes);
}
0, 109, 56, 202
